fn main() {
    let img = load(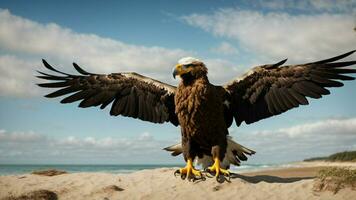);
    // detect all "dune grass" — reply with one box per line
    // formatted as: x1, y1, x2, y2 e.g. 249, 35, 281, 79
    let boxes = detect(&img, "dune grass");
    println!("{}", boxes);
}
3, 190, 58, 200
314, 167, 356, 193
